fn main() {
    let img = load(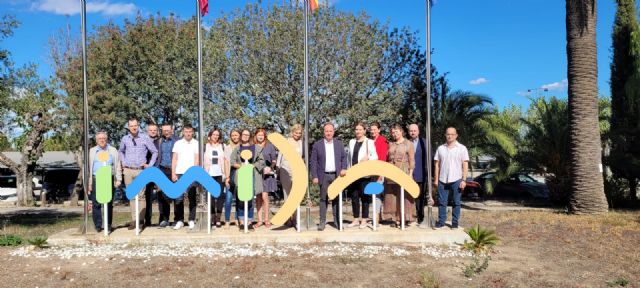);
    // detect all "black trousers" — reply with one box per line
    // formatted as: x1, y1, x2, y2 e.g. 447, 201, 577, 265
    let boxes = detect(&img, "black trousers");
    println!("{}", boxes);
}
319, 172, 340, 225
210, 175, 225, 218
157, 167, 173, 223
175, 174, 197, 222
144, 182, 154, 225
351, 178, 371, 219
415, 181, 426, 223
